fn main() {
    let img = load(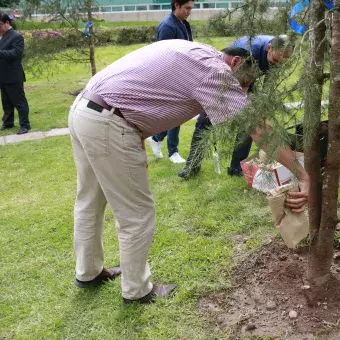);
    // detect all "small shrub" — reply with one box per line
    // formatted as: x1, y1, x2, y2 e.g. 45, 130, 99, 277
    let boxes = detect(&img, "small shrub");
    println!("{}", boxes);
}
94, 27, 114, 44
114, 26, 157, 45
